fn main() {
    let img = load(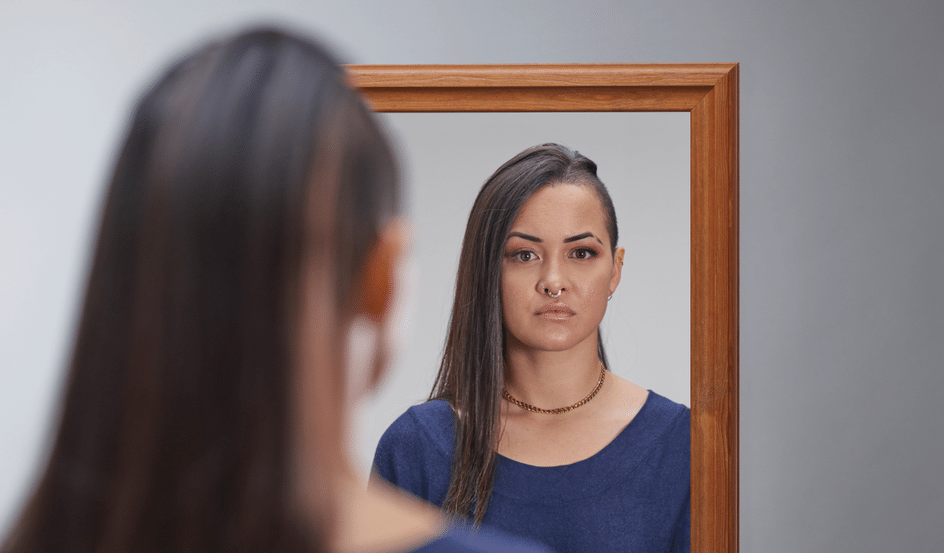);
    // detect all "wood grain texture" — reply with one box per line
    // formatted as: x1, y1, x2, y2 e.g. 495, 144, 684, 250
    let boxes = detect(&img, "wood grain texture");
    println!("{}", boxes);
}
349, 63, 739, 553
349, 63, 734, 88
690, 65, 739, 553
340, 86, 710, 112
